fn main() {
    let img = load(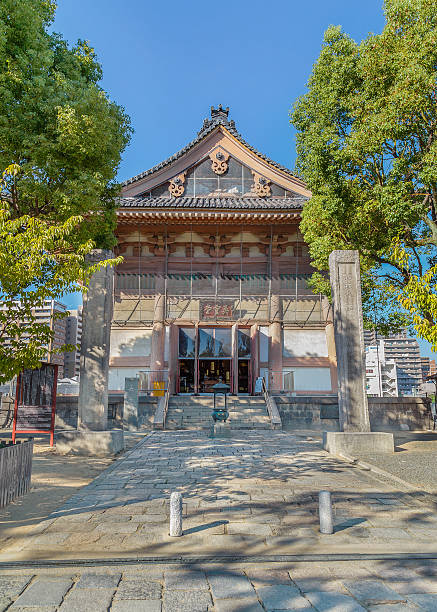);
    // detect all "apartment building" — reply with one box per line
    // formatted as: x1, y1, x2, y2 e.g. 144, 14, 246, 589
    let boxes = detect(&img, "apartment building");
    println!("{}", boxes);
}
364, 329, 422, 395
365, 342, 398, 397
63, 307, 83, 379
0, 299, 67, 378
